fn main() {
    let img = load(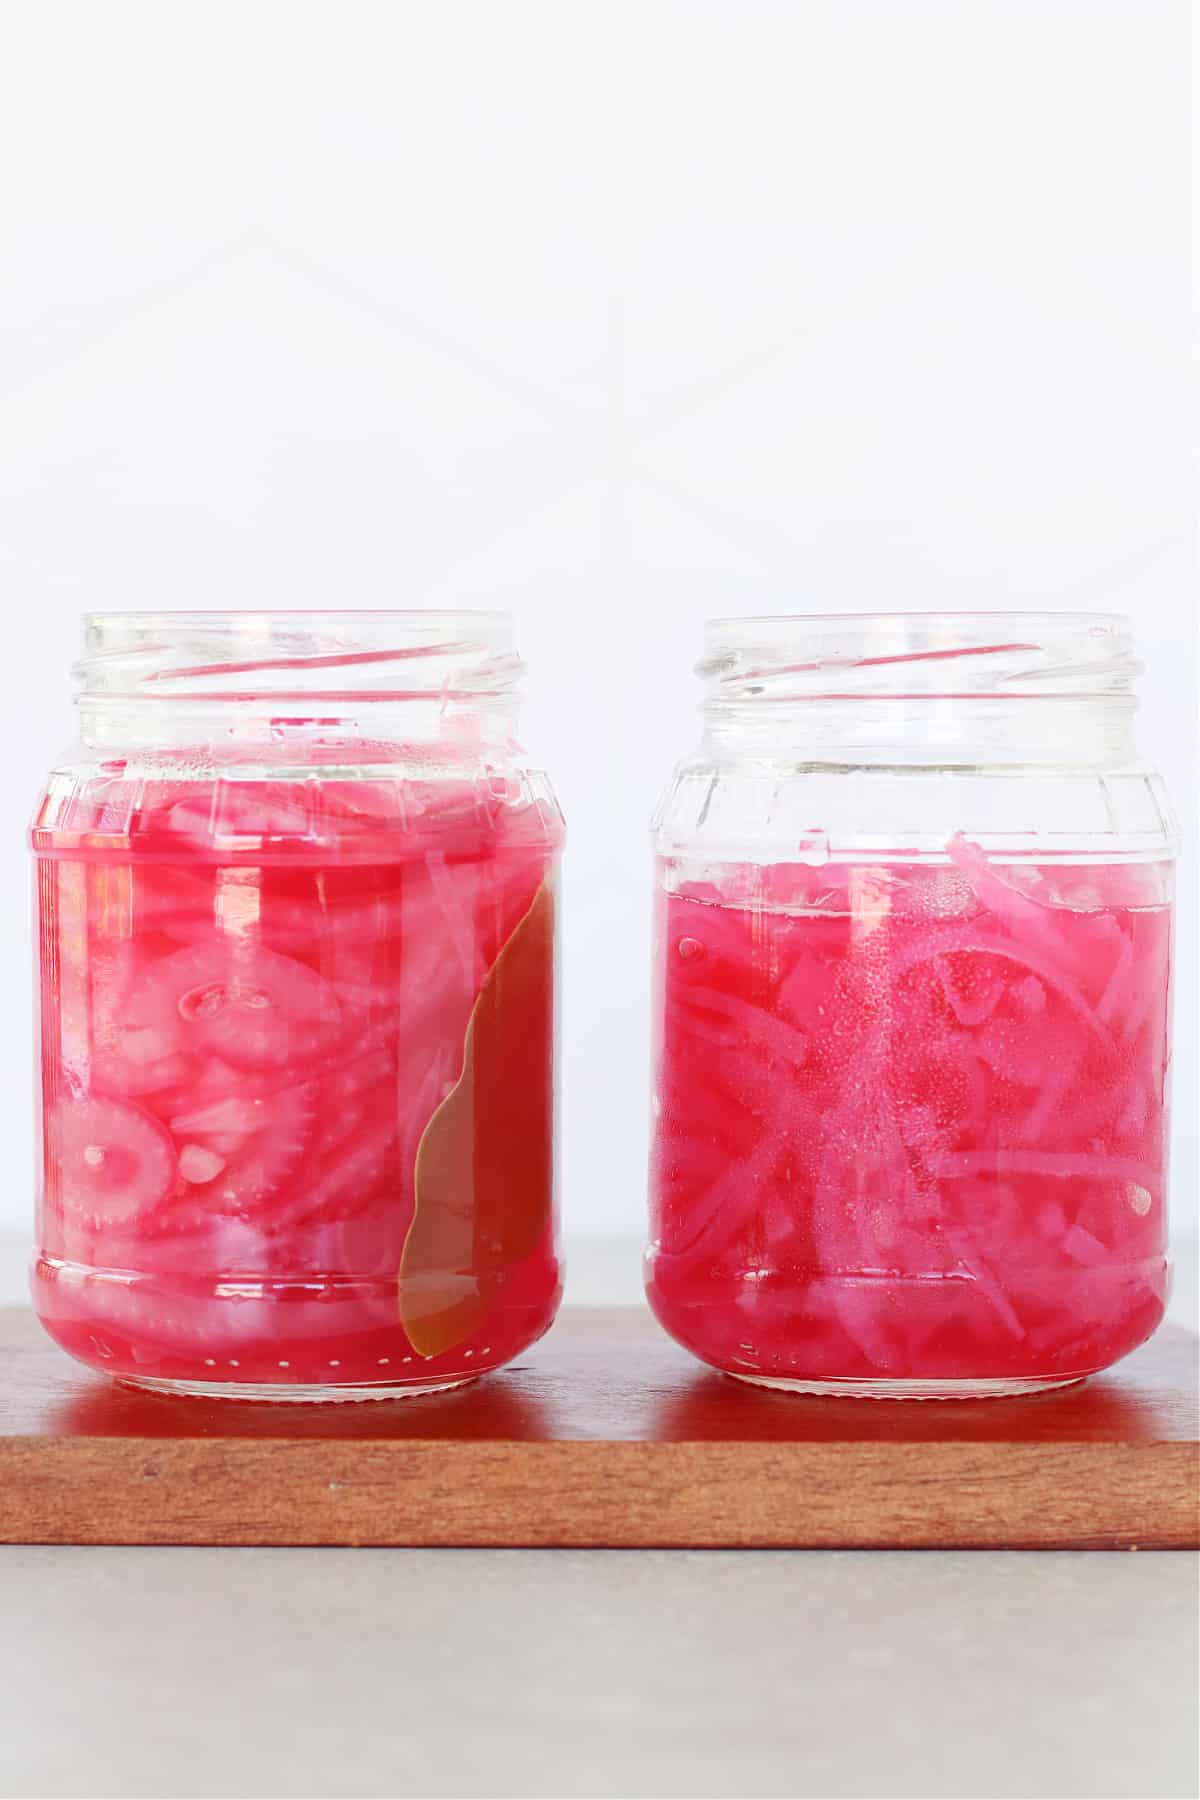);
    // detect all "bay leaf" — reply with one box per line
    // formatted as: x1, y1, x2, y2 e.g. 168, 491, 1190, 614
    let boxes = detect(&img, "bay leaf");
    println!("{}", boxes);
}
399, 880, 555, 1356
